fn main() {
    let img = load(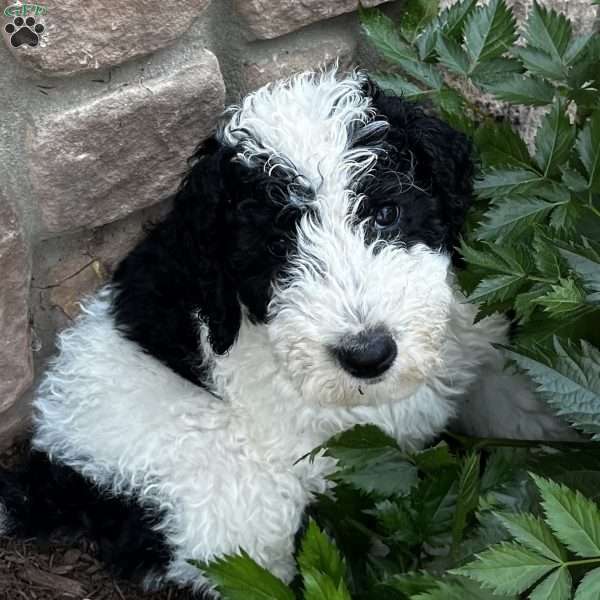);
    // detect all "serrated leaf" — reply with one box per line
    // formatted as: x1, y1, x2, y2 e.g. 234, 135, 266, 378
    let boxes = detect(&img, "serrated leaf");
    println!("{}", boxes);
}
561, 167, 589, 193
298, 520, 346, 586
436, 34, 470, 75
534, 100, 576, 176
474, 121, 533, 170
532, 474, 600, 558
515, 288, 548, 323
193, 551, 295, 600
360, 8, 418, 64
323, 425, 418, 497
372, 73, 424, 98
559, 244, 600, 295
303, 570, 352, 600
576, 111, 600, 193
494, 512, 566, 562
460, 240, 530, 275
524, 1, 572, 61
416, 0, 478, 59
478, 196, 557, 241
469, 273, 527, 304
474, 168, 545, 198
452, 453, 481, 549
400, 0, 439, 44
512, 45, 566, 81
453, 542, 557, 594
529, 566, 571, 600
484, 74, 555, 106
413, 442, 458, 473
532, 232, 565, 278
536, 279, 587, 317
470, 57, 523, 85
464, 0, 517, 69
574, 567, 600, 600
507, 340, 600, 439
